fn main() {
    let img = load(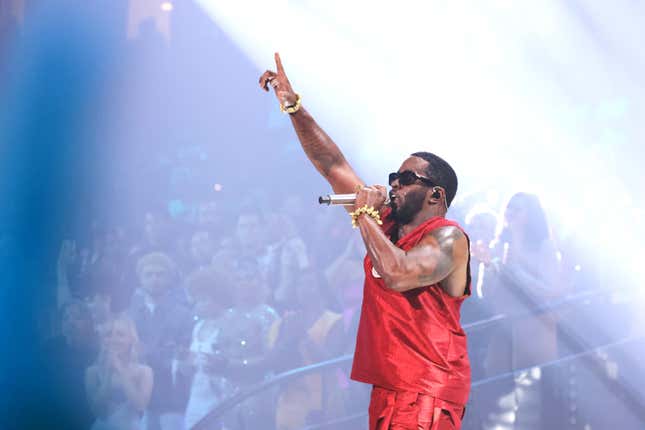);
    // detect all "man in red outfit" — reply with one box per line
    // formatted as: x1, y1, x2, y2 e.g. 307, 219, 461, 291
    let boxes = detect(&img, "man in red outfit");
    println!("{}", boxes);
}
260, 53, 471, 430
